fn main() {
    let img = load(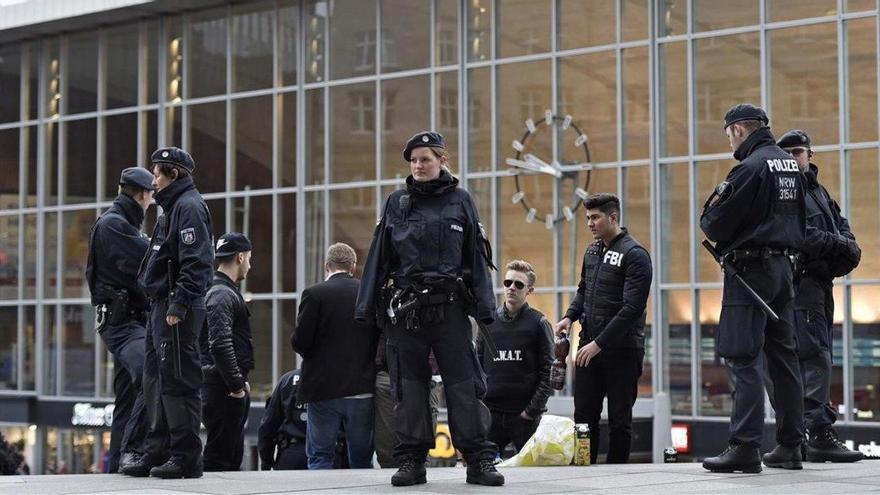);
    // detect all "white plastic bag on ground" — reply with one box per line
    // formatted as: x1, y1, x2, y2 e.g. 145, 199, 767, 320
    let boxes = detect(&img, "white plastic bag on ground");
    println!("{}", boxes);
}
497, 414, 575, 467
